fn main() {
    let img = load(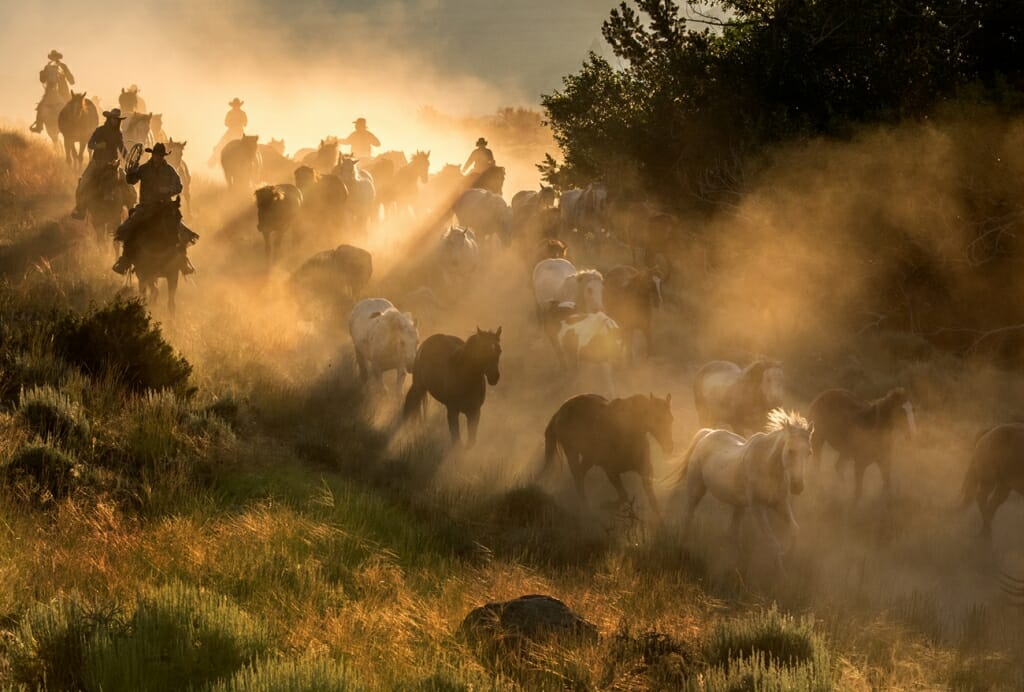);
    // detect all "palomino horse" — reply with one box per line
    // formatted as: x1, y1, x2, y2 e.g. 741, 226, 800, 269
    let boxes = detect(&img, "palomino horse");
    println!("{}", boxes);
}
57, 92, 98, 169
402, 327, 502, 448
543, 393, 673, 520
438, 226, 480, 292
36, 87, 68, 149
335, 156, 376, 237
603, 265, 662, 359
693, 360, 785, 435
676, 409, 812, 571
254, 184, 303, 267
808, 387, 916, 503
960, 424, 1024, 539
125, 199, 188, 316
